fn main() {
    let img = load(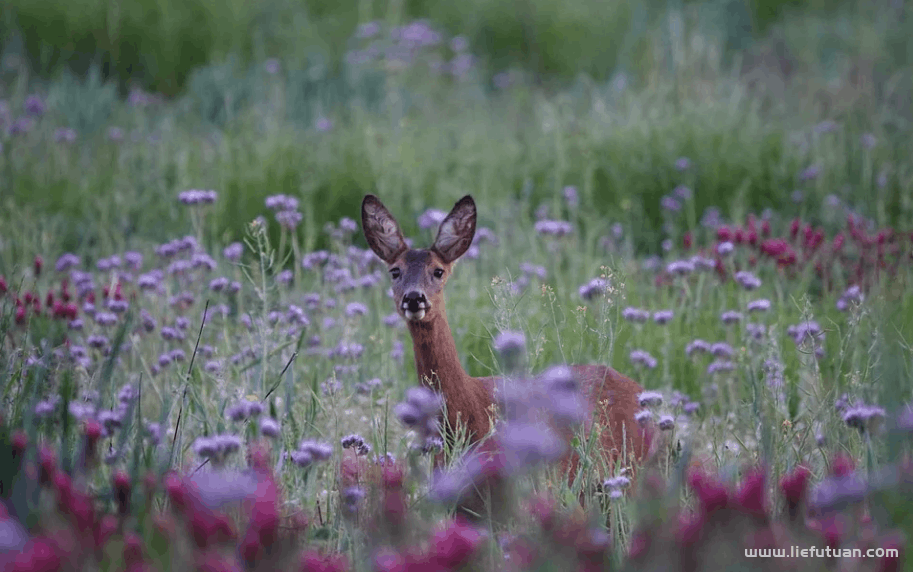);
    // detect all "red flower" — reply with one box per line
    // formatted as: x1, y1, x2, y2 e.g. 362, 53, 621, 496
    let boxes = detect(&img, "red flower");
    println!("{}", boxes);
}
830, 453, 855, 477
760, 238, 790, 258
123, 533, 145, 566
113, 471, 132, 515
34, 255, 43, 276
676, 512, 705, 546
299, 550, 350, 572
94, 514, 118, 553
429, 518, 484, 568
779, 465, 810, 516
687, 469, 728, 514
790, 218, 801, 239
12, 537, 62, 572
735, 469, 766, 517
